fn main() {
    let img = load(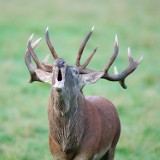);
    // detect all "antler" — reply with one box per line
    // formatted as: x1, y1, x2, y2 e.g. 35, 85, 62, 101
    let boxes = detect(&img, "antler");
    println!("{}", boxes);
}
45, 27, 59, 59
25, 28, 143, 87
75, 26, 98, 69
25, 34, 53, 83
76, 30, 143, 89
101, 35, 143, 89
